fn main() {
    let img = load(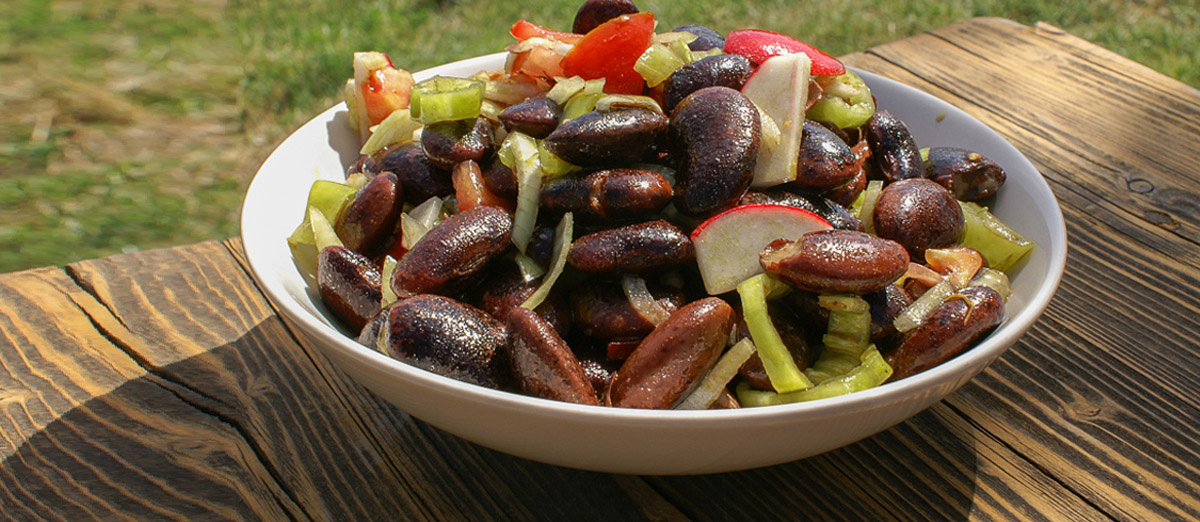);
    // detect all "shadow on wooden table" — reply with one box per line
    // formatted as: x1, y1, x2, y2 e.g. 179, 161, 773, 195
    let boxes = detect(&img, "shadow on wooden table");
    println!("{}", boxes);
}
2, 323, 979, 520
